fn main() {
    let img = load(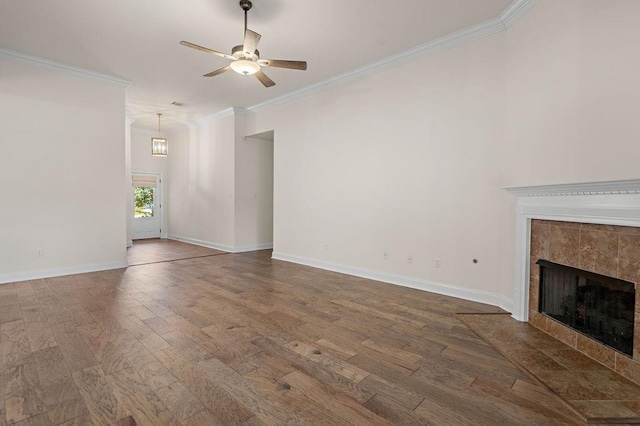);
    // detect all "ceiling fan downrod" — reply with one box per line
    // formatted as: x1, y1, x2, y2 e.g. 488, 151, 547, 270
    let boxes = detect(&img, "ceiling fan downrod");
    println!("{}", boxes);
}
239, 0, 252, 35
